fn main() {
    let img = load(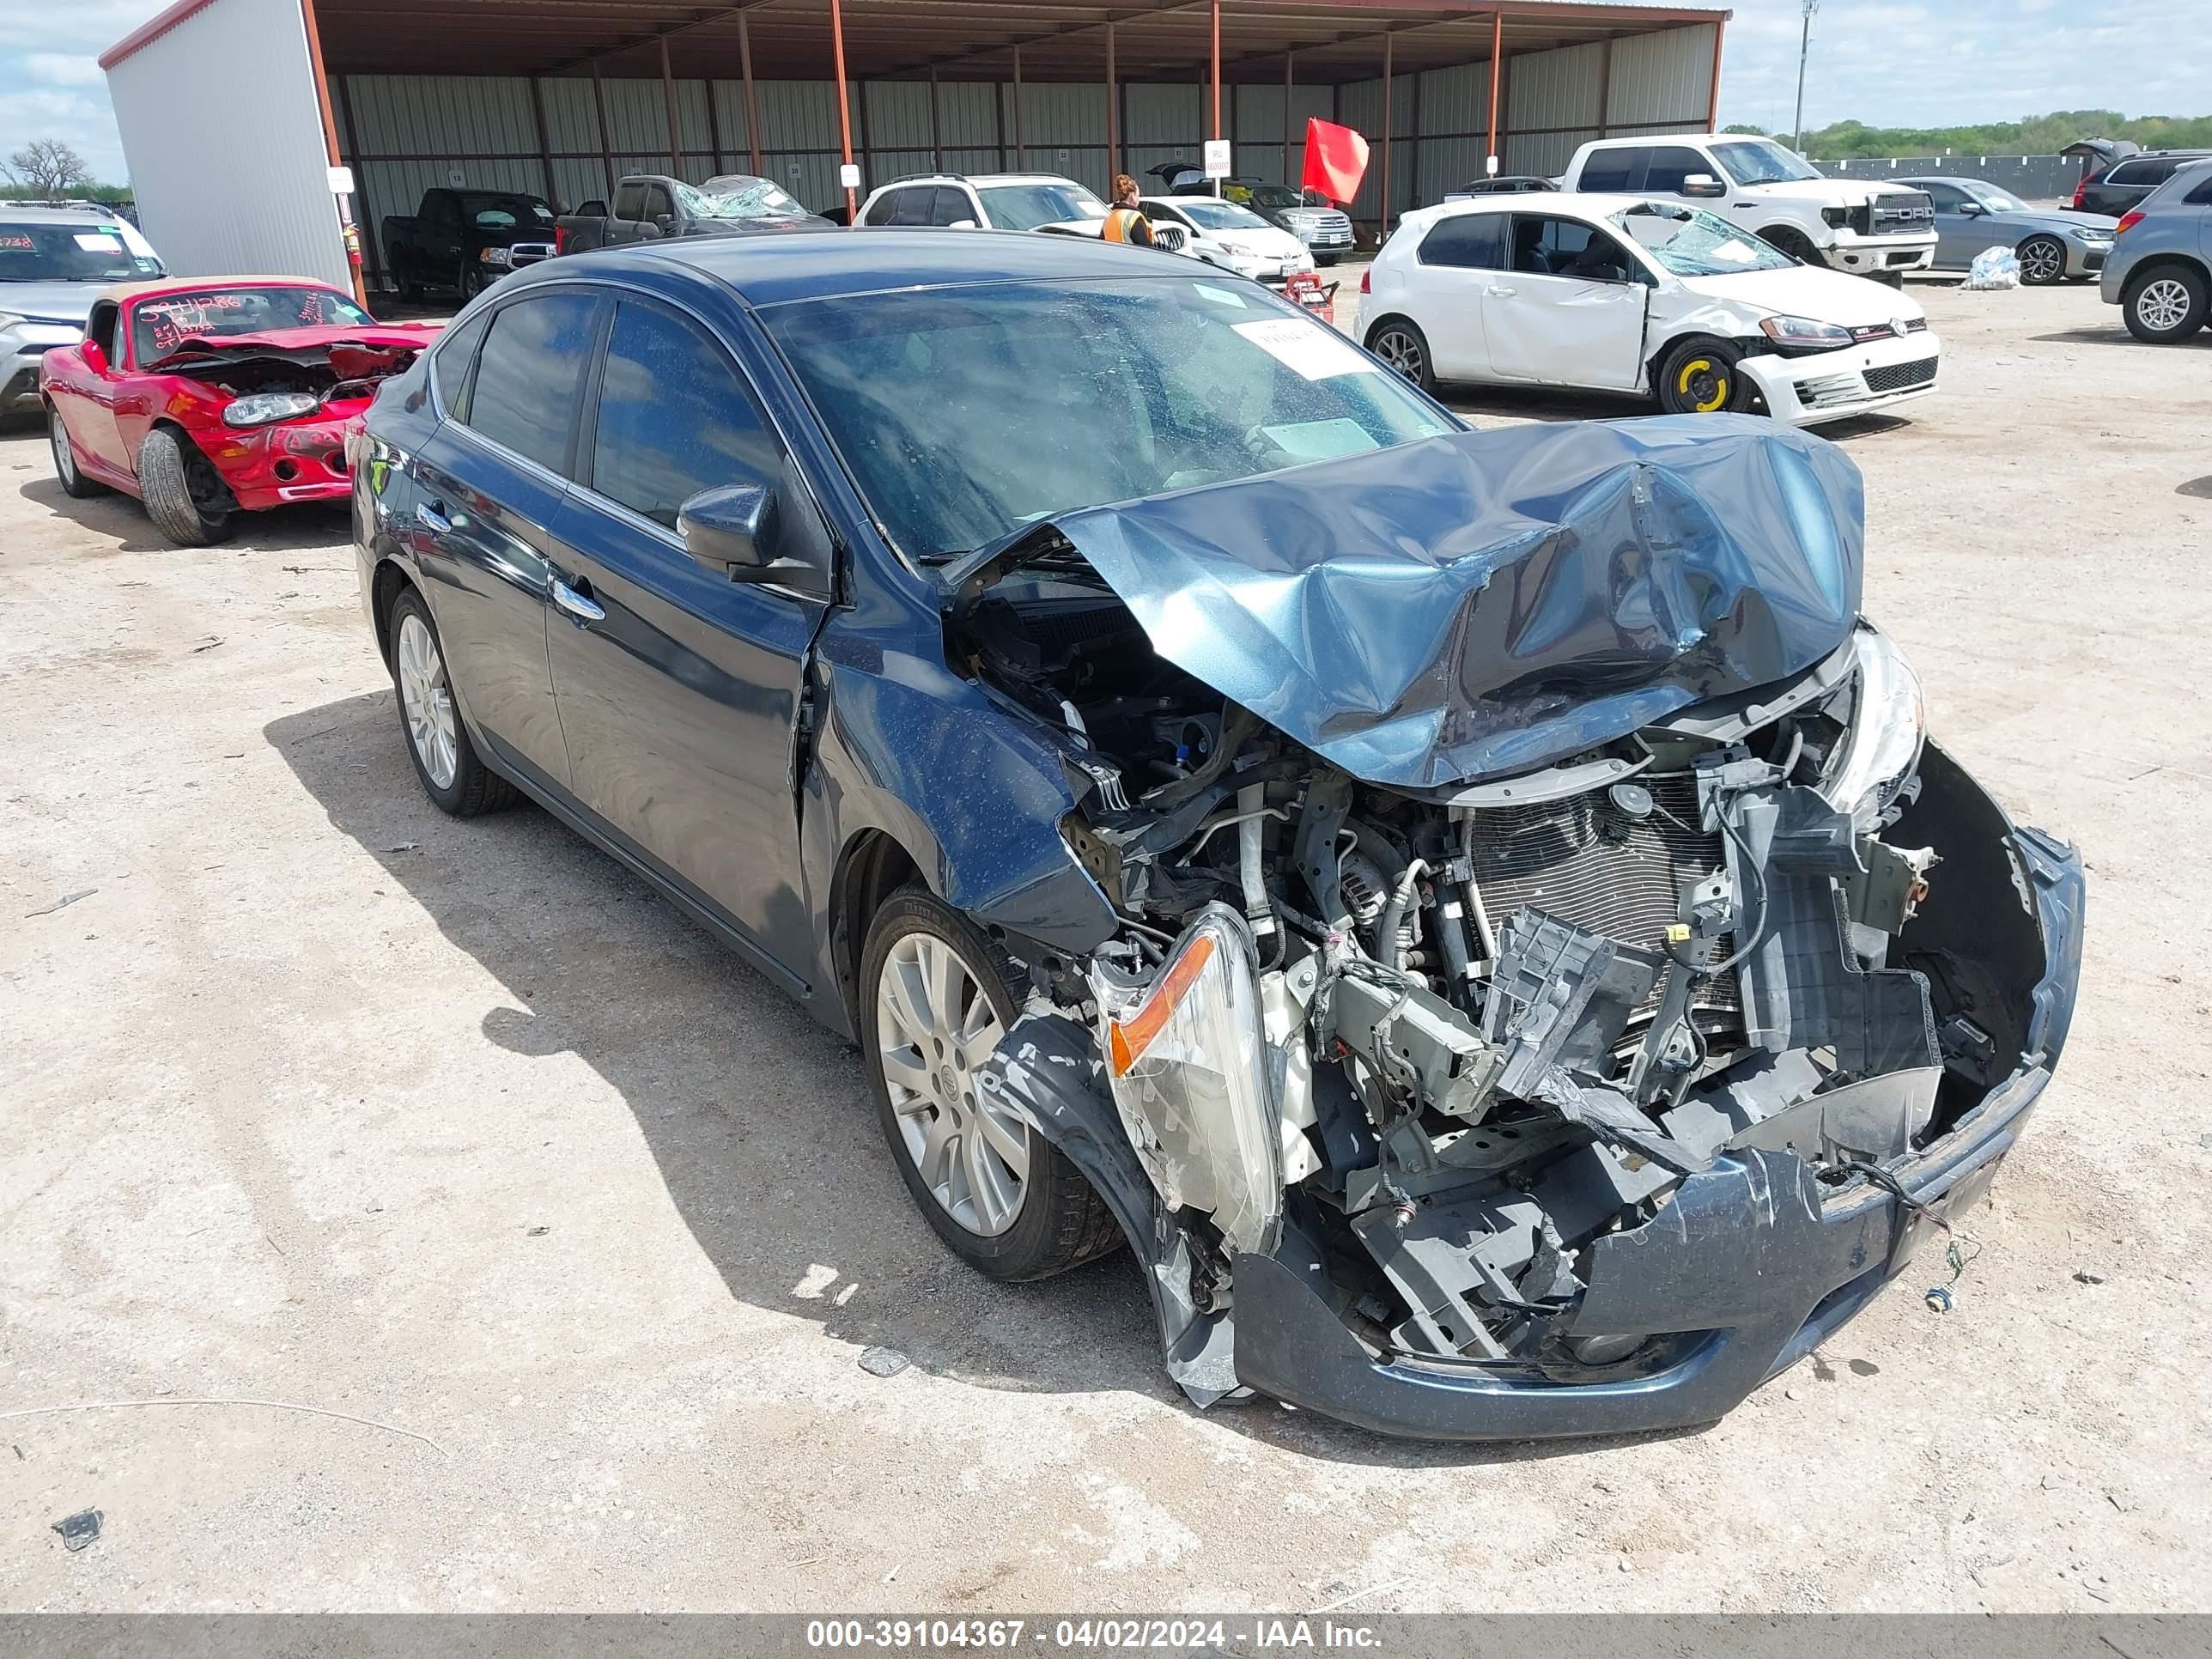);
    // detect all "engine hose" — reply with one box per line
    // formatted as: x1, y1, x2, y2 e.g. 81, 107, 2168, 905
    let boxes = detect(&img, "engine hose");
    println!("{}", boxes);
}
1237, 781, 1275, 937
1376, 859, 1429, 971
